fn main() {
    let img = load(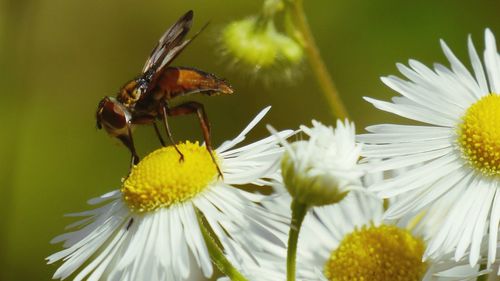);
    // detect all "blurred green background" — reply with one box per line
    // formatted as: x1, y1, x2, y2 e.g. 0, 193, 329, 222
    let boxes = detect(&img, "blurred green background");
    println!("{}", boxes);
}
0, 0, 499, 280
